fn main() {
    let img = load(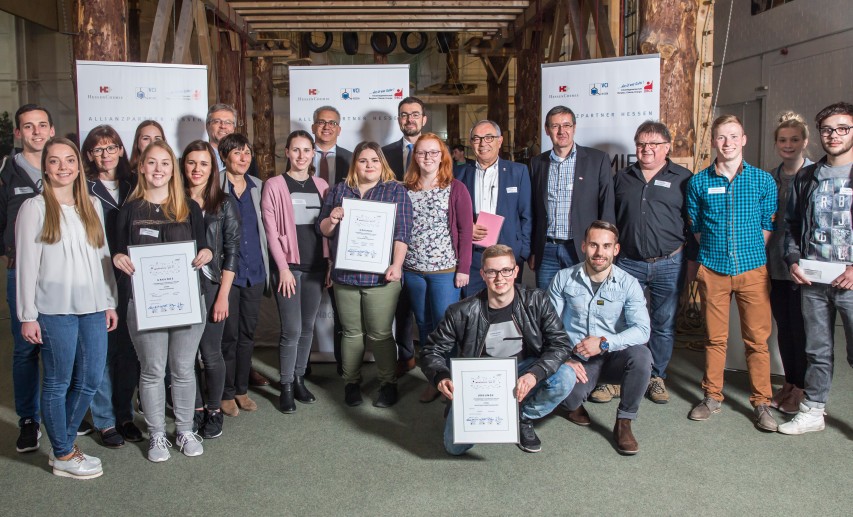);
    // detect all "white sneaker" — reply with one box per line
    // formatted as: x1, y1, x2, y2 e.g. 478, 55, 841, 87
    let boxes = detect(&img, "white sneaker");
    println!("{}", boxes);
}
148, 432, 172, 462
176, 432, 204, 457
48, 445, 102, 467
778, 403, 826, 435
52, 449, 103, 480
